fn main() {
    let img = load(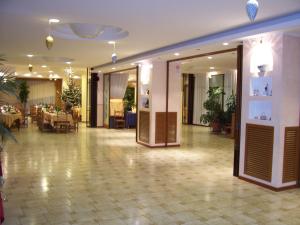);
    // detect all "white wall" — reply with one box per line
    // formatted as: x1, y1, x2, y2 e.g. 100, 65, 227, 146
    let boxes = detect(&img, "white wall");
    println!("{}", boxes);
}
239, 33, 300, 188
